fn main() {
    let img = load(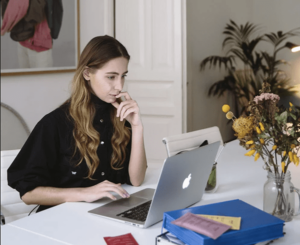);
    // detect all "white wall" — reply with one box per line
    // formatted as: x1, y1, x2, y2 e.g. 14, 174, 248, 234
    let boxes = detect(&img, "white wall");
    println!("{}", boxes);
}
1, 0, 110, 132
187, 0, 300, 142
1, 0, 299, 145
